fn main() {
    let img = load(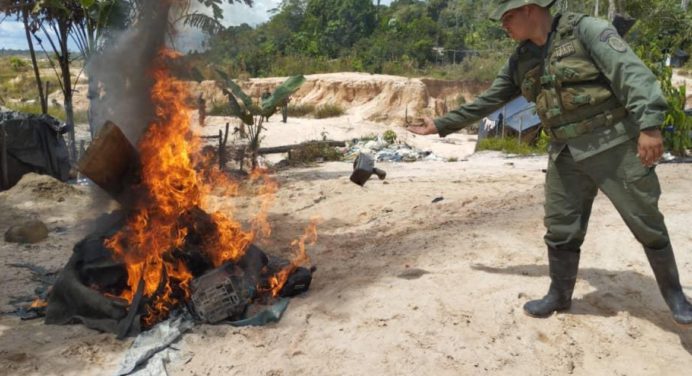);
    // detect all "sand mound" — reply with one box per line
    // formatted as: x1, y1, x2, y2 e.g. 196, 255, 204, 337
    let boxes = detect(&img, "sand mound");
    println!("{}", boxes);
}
191, 72, 486, 124
0, 173, 84, 204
